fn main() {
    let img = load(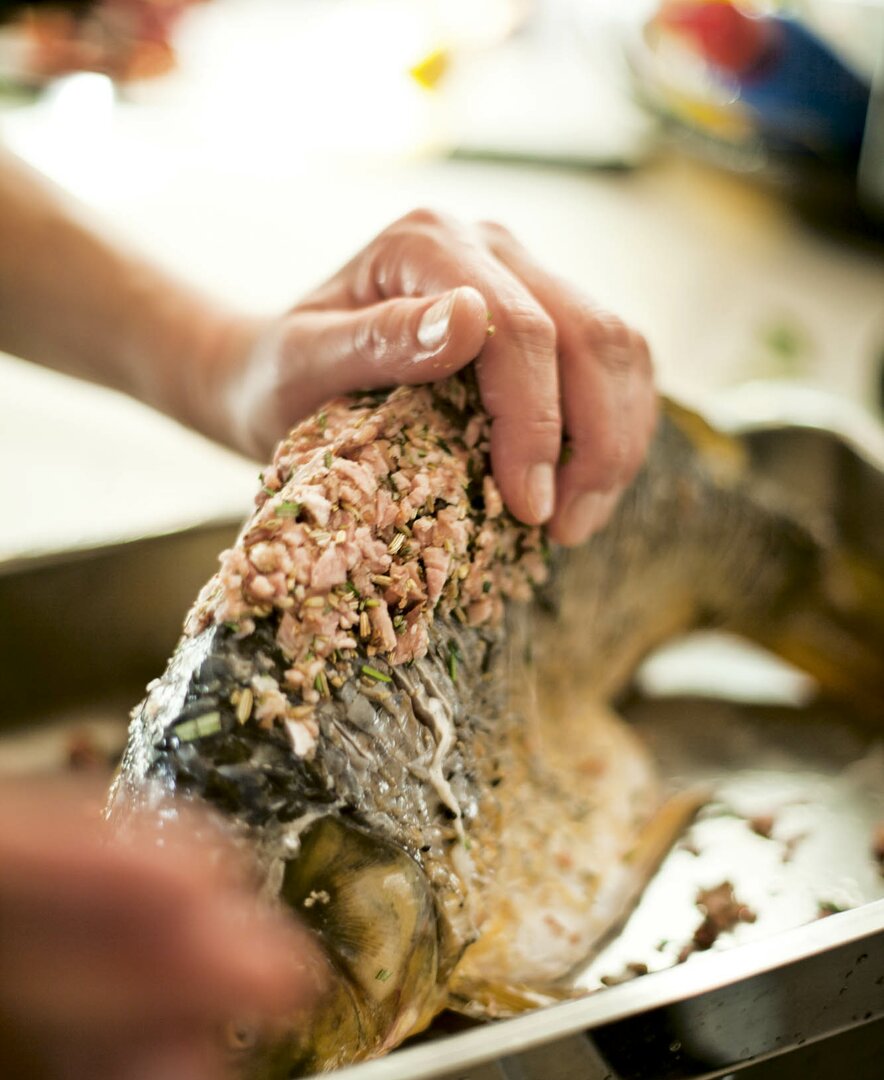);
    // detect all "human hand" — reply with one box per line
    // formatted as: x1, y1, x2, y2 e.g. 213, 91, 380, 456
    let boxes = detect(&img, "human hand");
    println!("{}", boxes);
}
0, 779, 322, 1080
204, 210, 656, 546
